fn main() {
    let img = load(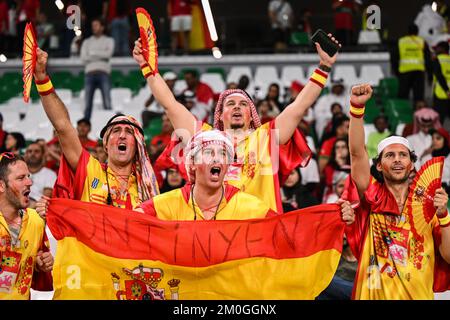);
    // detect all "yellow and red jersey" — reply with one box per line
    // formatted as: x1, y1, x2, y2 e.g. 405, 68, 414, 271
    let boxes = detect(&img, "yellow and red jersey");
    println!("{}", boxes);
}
155, 120, 311, 213
53, 149, 140, 209
141, 183, 276, 221
0, 208, 52, 300
344, 177, 450, 299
